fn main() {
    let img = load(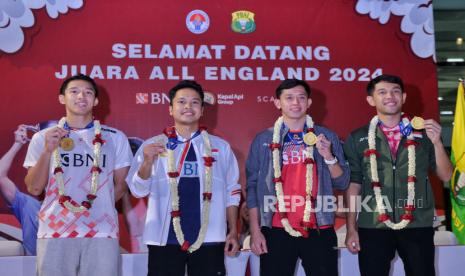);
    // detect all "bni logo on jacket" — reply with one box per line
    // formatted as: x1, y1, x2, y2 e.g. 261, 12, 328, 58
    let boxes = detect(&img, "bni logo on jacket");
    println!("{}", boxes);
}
231, 11, 256, 34
186, 10, 210, 34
